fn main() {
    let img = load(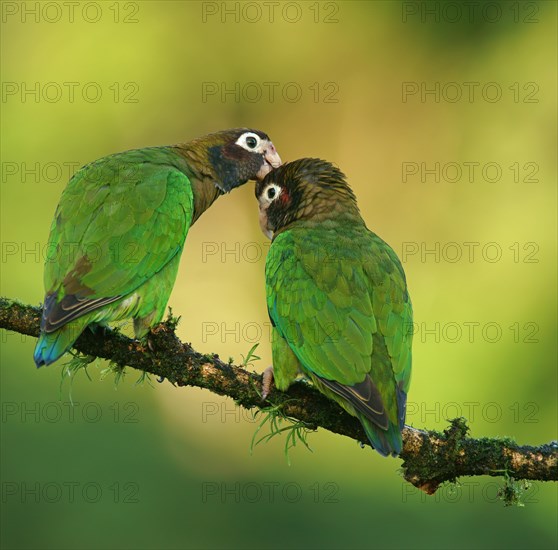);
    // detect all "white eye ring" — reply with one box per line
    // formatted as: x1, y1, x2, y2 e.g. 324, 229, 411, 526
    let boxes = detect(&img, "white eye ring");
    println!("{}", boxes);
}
236, 132, 261, 151
263, 183, 281, 202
